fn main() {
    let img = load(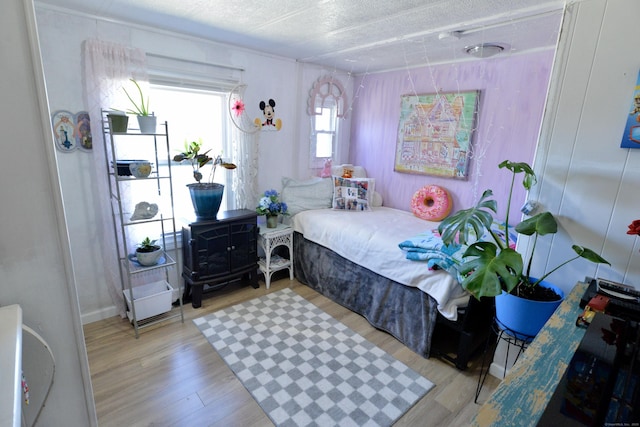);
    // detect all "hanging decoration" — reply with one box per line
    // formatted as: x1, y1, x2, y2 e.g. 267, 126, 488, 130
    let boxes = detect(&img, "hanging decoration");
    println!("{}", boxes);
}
228, 84, 261, 134
231, 98, 245, 117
